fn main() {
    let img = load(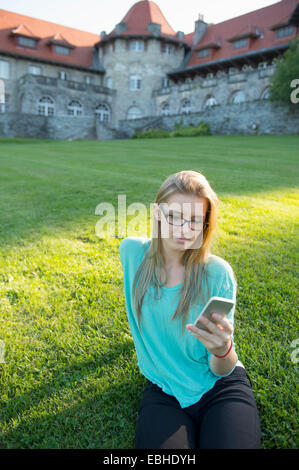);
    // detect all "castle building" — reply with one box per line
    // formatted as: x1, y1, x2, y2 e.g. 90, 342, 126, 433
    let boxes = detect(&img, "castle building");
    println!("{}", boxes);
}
0, 0, 298, 139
